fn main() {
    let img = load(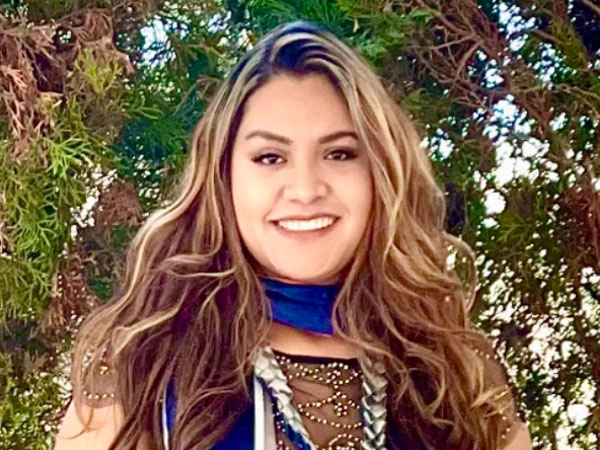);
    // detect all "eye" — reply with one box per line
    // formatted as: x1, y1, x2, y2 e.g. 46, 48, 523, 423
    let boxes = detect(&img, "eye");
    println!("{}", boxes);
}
326, 148, 357, 161
252, 153, 285, 165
